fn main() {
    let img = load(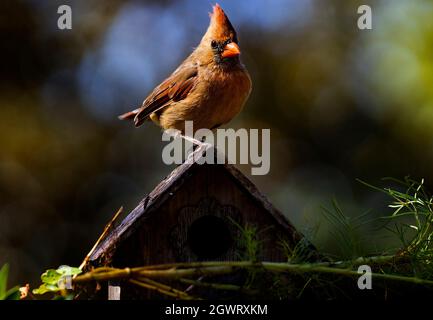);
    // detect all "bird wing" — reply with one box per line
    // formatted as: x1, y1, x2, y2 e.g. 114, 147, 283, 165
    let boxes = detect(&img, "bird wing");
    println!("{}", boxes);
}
126, 64, 199, 127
